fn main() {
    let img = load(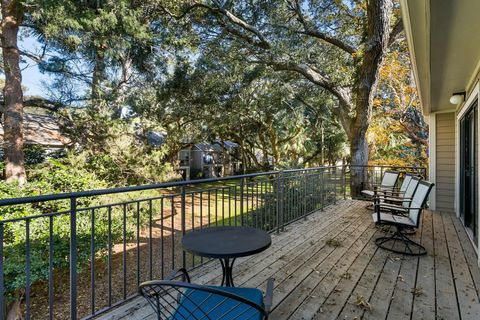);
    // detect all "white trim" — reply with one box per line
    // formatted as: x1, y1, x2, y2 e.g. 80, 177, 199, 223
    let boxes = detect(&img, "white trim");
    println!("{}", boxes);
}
429, 113, 436, 210
456, 110, 460, 218
400, 0, 431, 114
